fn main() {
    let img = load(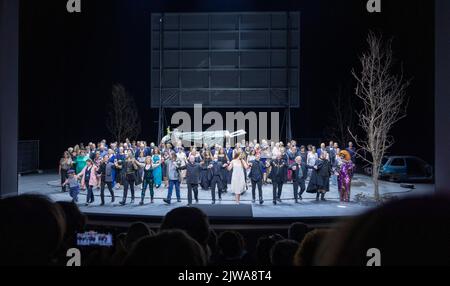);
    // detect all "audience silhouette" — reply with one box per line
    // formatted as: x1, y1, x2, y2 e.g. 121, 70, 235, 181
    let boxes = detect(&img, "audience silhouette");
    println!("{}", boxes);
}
0, 194, 449, 266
